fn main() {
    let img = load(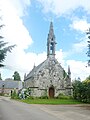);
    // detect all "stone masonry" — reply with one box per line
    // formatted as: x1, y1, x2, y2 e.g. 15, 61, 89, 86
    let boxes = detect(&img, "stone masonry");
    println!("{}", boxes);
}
24, 22, 72, 98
